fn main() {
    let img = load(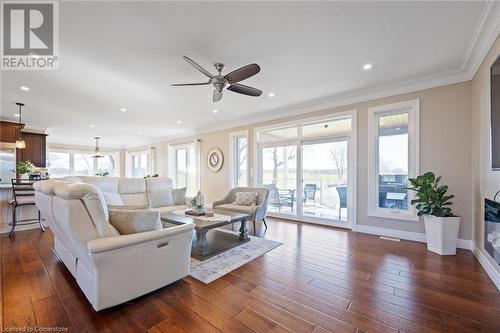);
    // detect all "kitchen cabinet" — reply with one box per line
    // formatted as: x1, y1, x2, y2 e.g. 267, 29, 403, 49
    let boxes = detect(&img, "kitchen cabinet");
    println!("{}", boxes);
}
0, 121, 23, 143
16, 132, 48, 167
